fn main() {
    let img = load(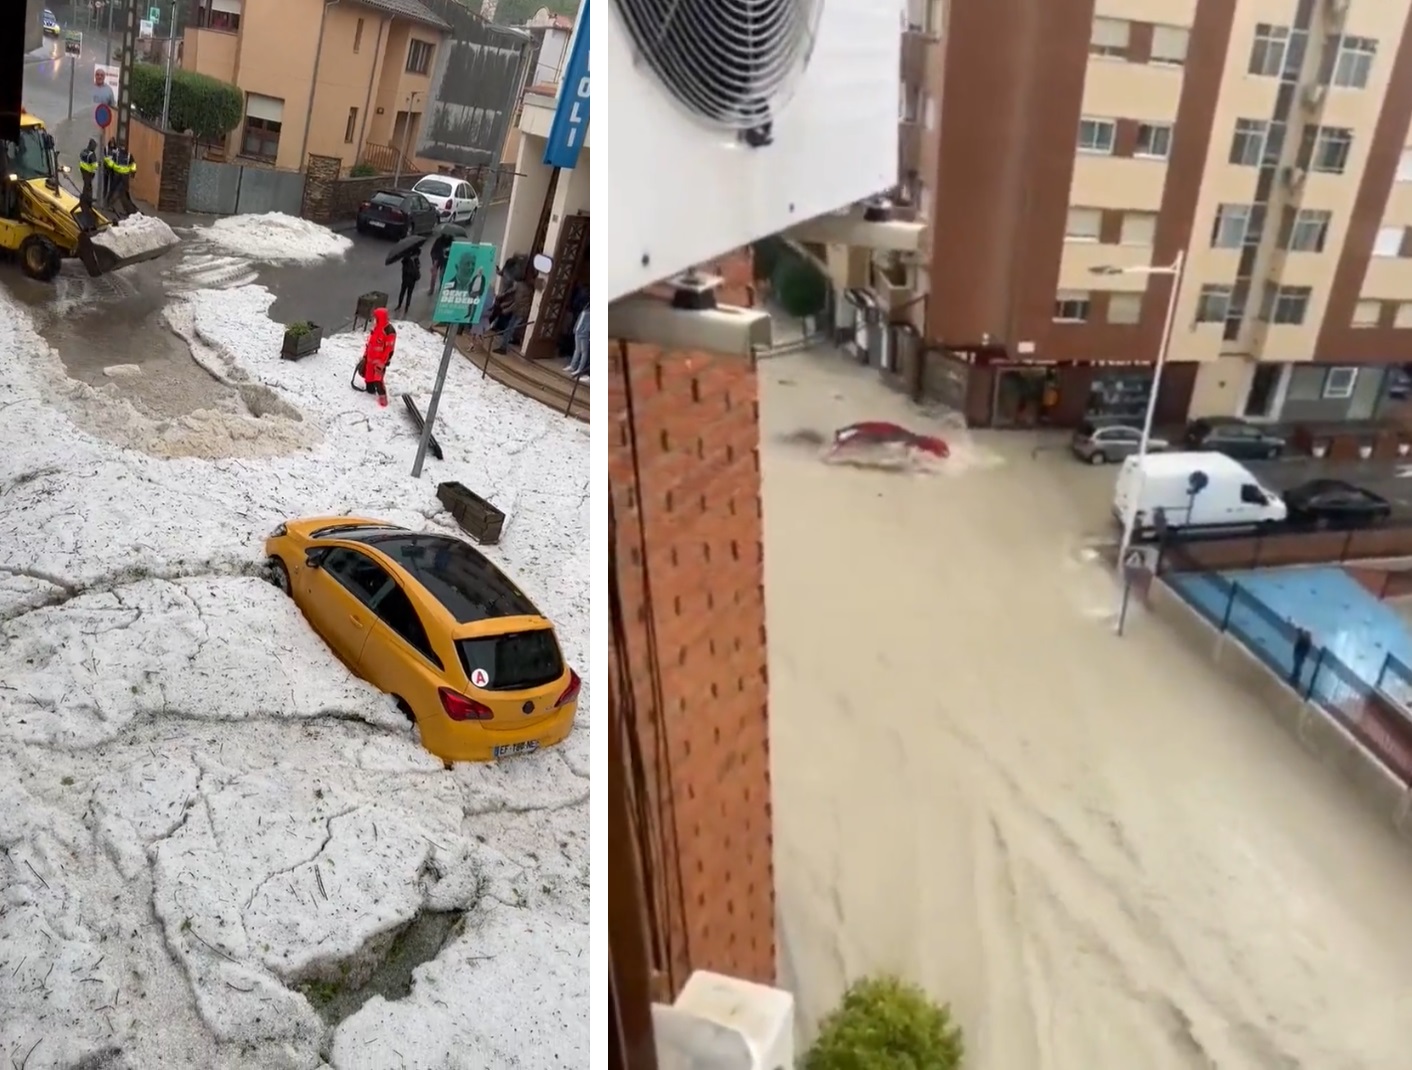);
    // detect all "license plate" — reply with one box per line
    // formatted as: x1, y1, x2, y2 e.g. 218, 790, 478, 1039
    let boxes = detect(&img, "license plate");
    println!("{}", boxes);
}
368, 219, 385, 228
493, 741, 539, 759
